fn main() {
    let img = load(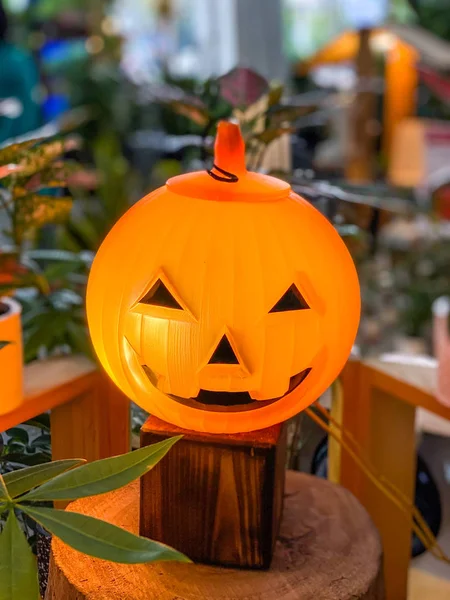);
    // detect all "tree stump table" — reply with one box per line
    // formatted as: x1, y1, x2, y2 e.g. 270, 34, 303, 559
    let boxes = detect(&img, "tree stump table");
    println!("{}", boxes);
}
46, 472, 384, 600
